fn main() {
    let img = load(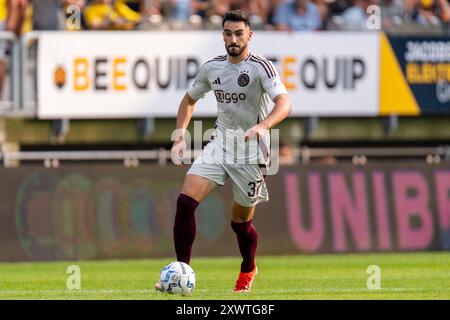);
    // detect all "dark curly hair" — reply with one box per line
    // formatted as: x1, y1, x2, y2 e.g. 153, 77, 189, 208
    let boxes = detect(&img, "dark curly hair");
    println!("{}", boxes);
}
222, 10, 251, 28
